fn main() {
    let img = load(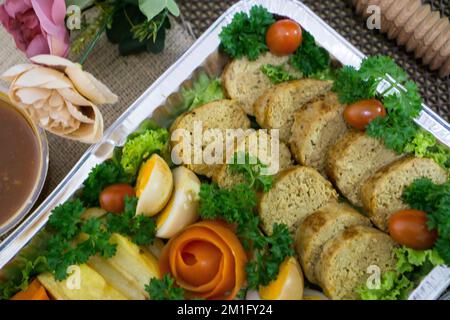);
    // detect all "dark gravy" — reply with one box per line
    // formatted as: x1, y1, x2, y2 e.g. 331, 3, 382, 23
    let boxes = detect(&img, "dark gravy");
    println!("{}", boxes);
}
0, 100, 40, 226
